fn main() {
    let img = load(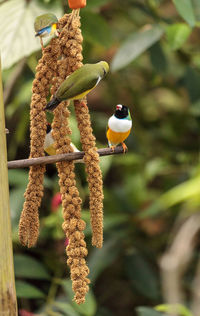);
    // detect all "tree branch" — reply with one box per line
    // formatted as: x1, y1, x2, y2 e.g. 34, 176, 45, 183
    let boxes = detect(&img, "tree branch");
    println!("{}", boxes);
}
7, 146, 126, 169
